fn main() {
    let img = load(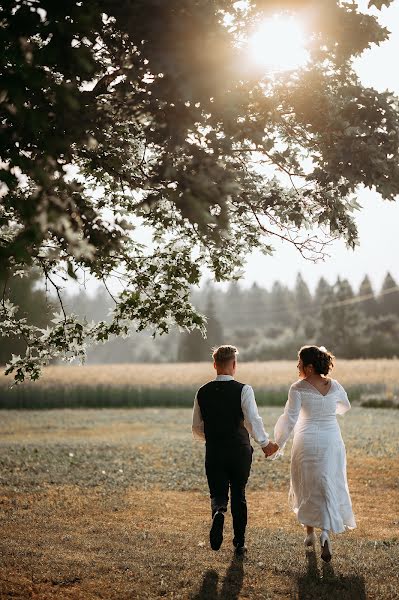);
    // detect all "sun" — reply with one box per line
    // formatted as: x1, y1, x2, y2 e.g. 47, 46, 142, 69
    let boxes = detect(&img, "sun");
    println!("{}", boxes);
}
247, 14, 309, 72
